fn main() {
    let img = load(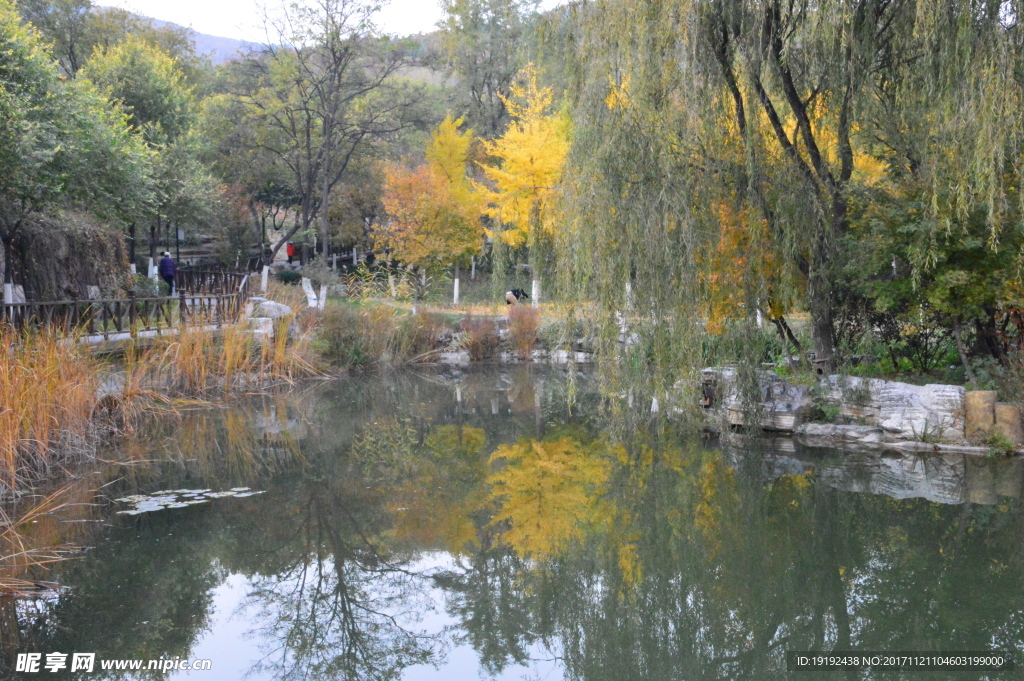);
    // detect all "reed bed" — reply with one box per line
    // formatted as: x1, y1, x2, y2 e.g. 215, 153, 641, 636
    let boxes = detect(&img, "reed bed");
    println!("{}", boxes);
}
315, 303, 450, 368
0, 481, 96, 595
0, 332, 102, 493
0, 308, 321, 497
124, 315, 321, 396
